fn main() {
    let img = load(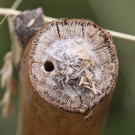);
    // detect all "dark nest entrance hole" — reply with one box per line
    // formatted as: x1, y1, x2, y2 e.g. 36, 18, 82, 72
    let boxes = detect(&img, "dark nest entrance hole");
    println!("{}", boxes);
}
44, 60, 54, 72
